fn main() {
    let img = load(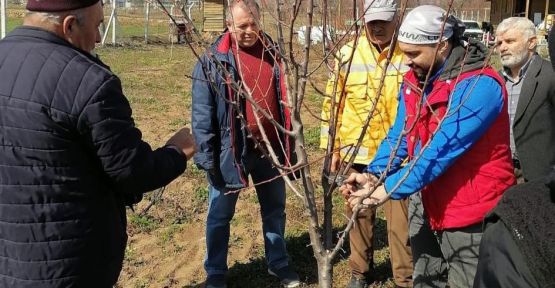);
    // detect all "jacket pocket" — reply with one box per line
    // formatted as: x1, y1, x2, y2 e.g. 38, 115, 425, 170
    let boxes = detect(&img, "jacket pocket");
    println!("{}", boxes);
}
216, 145, 242, 188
